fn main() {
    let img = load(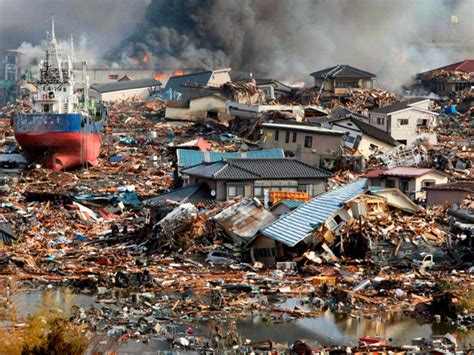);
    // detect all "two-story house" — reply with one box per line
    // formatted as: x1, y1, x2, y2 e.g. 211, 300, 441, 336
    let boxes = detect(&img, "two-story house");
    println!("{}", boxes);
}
327, 107, 400, 158
368, 98, 438, 146
181, 157, 331, 201
260, 122, 345, 168
310, 65, 376, 96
